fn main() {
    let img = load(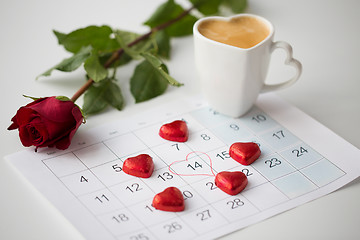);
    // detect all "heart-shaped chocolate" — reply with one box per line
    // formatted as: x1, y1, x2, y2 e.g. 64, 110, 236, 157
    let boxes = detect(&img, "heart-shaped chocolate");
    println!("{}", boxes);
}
229, 142, 261, 165
123, 154, 154, 178
152, 187, 185, 212
159, 120, 188, 142
215, 171, 248, 195
197, 15, 270, 49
